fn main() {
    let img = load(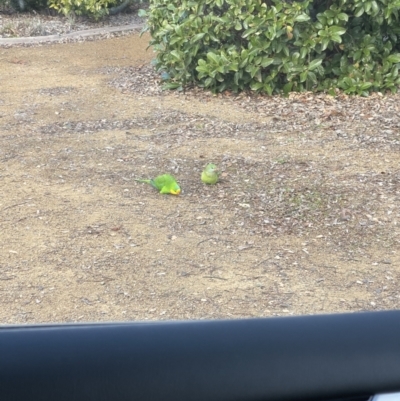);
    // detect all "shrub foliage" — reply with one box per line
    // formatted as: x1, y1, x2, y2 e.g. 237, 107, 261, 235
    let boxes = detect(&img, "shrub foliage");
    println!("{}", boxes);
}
143, 0, 400, 95
48, 0, 118, 19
